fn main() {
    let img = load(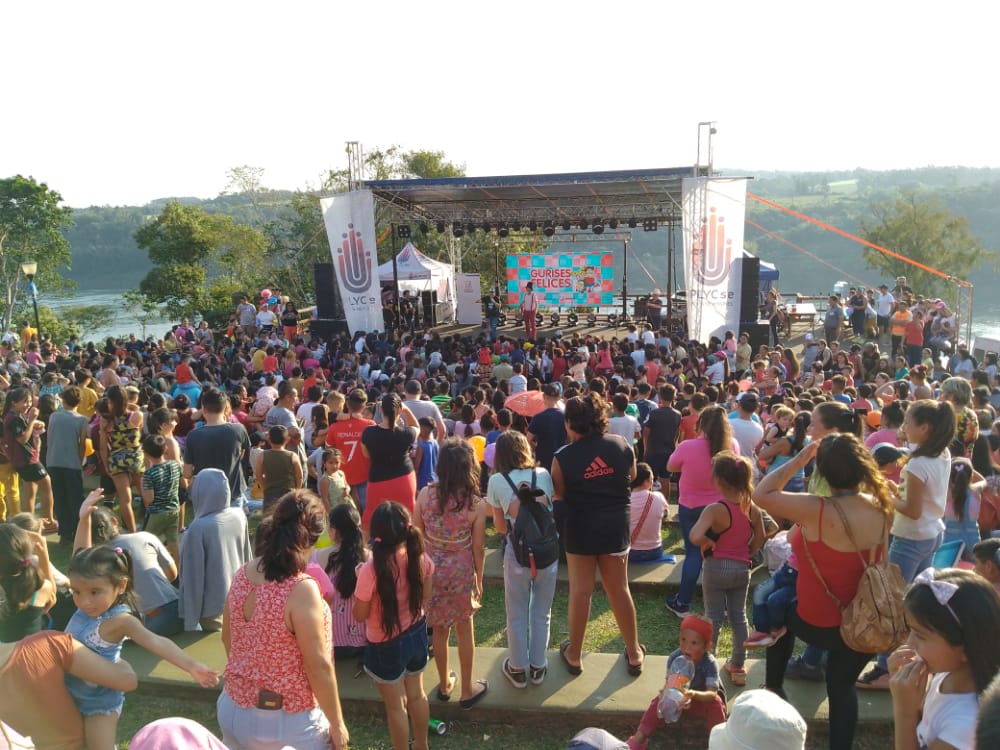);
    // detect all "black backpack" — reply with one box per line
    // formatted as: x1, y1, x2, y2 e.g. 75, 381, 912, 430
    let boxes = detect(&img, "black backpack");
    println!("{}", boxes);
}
502, 470, 559, 576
